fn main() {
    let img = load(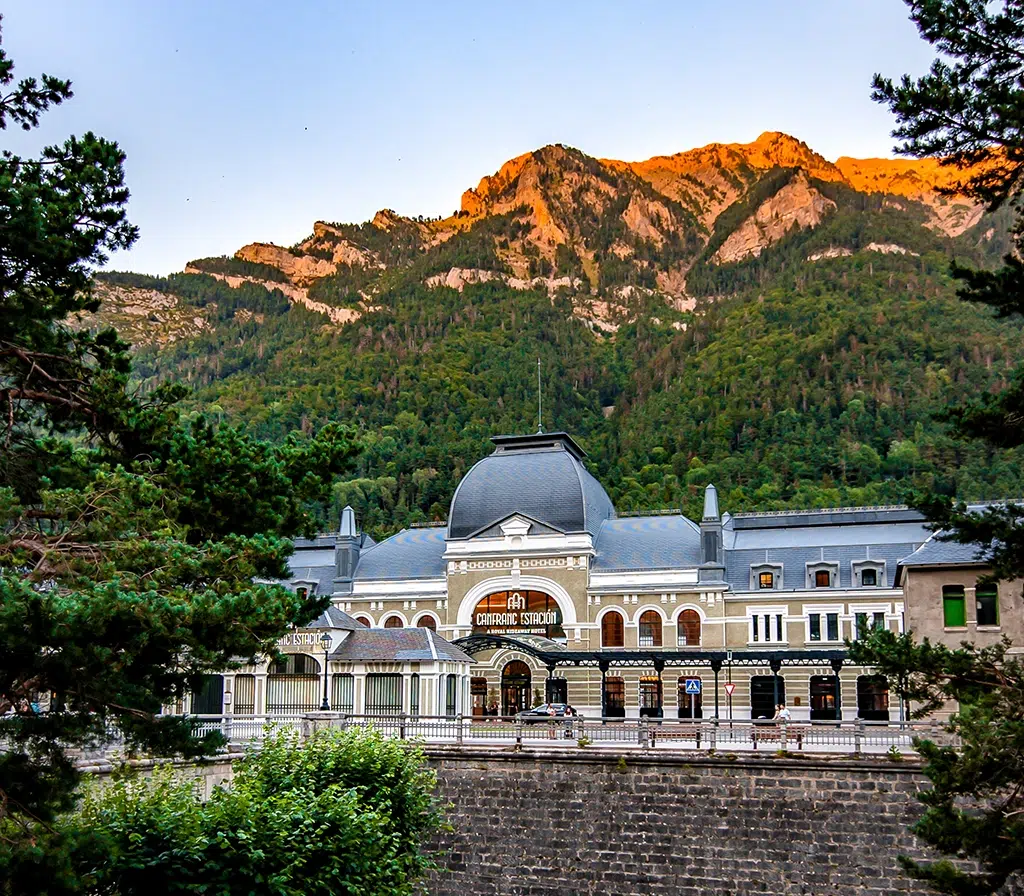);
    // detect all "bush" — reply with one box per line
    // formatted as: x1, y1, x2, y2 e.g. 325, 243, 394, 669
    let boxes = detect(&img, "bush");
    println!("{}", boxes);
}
65, 728, 443, 896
